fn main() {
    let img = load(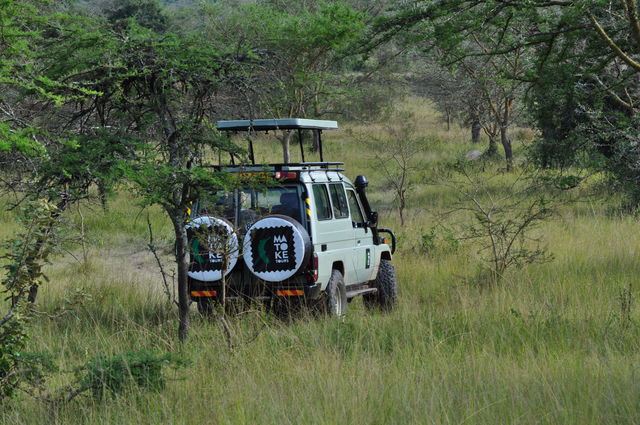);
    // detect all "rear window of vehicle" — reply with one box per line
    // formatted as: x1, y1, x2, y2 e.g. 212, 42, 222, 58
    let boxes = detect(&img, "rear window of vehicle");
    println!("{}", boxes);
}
195, 186, 303, 228
328, 183, 349, 219
313, 184, 332, 220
